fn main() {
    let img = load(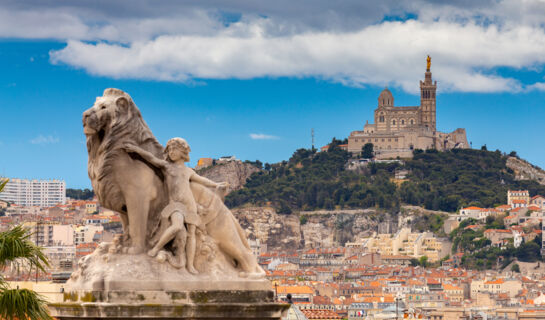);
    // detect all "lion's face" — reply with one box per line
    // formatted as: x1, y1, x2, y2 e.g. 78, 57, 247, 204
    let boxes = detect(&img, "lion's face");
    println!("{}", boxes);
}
82, 95, 117, 136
